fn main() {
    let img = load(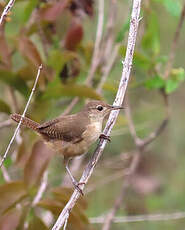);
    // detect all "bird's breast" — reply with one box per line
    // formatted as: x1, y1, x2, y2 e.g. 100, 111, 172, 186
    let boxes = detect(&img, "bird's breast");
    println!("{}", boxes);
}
83, 121, 102, 143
